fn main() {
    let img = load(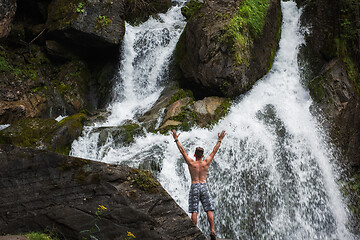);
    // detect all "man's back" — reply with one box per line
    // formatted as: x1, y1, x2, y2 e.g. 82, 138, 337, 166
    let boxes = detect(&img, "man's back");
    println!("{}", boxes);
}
187, 159, 210, 184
